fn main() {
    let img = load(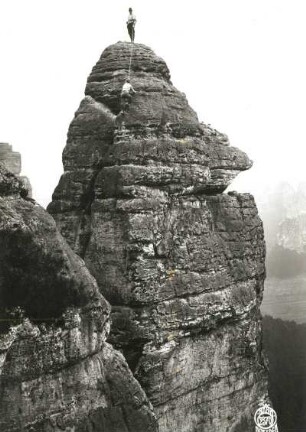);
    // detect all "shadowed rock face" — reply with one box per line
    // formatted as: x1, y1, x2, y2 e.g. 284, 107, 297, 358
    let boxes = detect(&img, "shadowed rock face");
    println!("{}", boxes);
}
0, 163, 157, 432
48, 42, 268, 431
